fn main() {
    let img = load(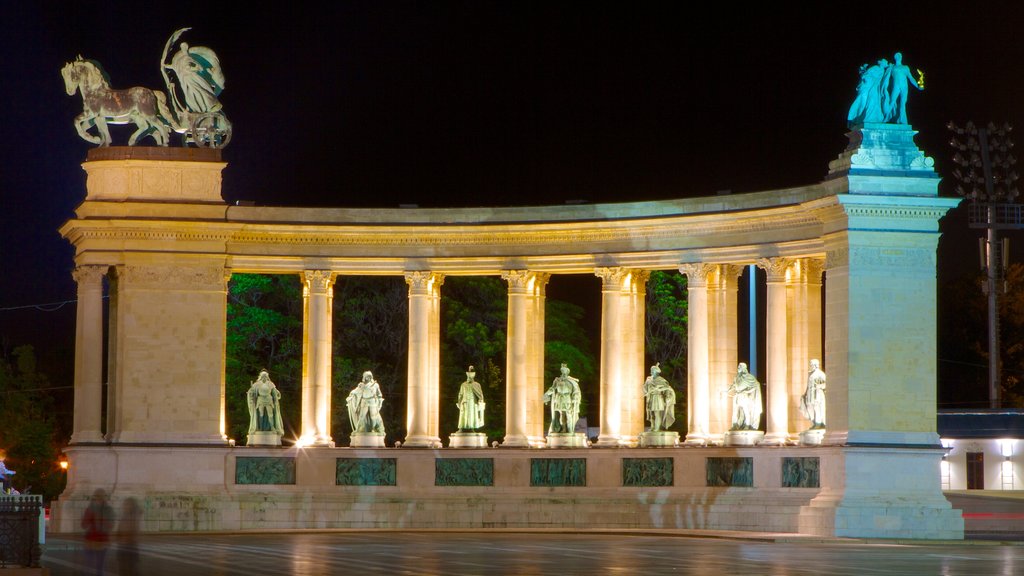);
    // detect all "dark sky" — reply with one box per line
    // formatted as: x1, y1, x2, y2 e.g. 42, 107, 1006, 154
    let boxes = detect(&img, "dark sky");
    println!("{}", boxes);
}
2, 3, 1023, 380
